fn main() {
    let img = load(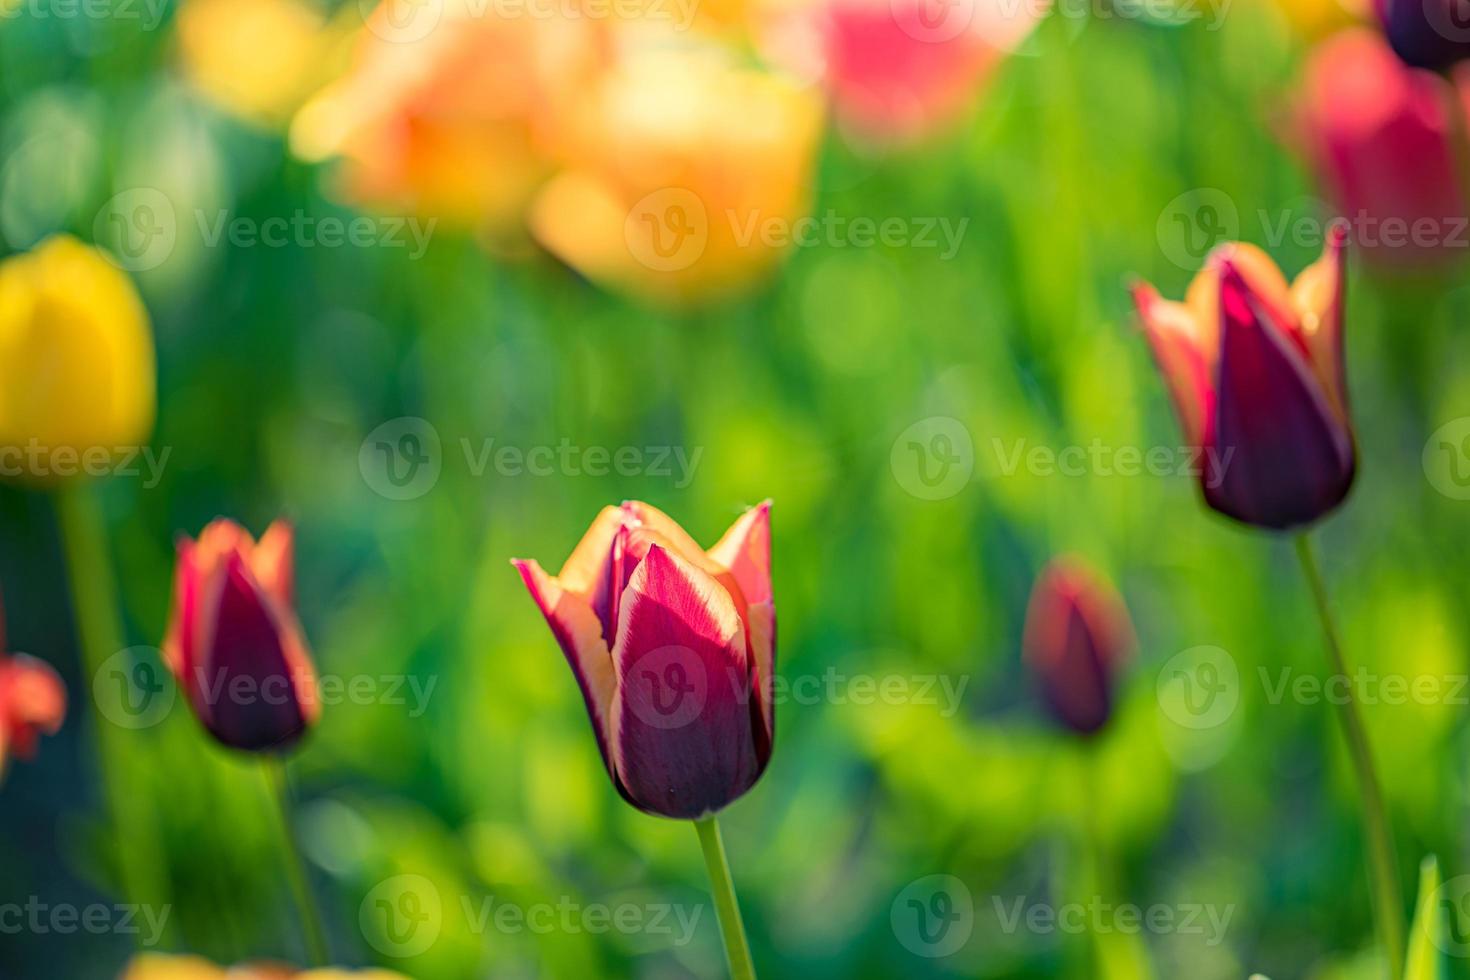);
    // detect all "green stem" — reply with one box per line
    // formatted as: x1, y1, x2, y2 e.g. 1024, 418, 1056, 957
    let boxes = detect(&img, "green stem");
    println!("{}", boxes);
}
694, 816, 756, 980
262, 758, 330, 967
1295, 534, 1405, 980
54, 482, 171, 946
